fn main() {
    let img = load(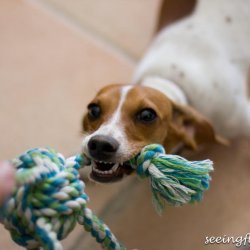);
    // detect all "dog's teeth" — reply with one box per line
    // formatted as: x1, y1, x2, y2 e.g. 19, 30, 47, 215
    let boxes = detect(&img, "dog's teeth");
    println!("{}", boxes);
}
112, 163, 119, 172
92, 162, 97, 169
93, 167, 98, 173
